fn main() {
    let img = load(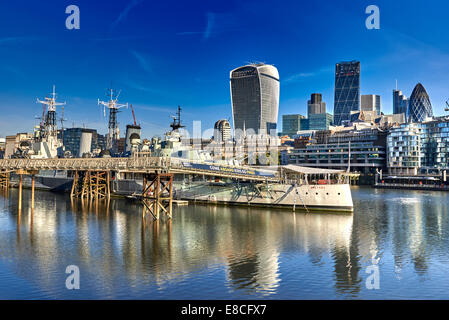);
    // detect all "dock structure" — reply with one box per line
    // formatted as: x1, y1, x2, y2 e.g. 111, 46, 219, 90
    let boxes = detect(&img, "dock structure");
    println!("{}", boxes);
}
0, 157, 279, 219
142, 173, 174, 220
71, 170, 111, 201
0, 157, 278, 181
0, 170, 10, 190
